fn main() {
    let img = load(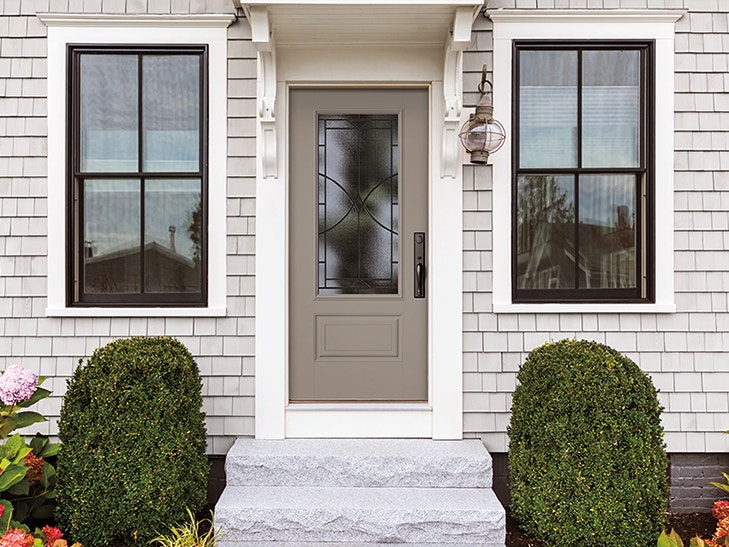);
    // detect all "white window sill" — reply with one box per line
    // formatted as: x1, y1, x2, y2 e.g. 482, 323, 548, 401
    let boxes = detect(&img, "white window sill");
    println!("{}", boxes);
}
492, 302, 676, 314
46, 307, 227, 318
